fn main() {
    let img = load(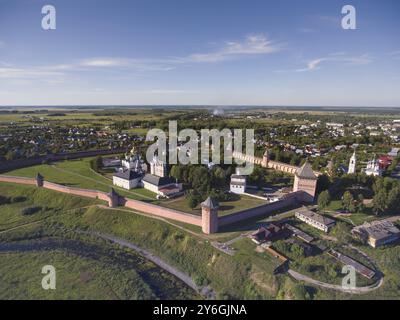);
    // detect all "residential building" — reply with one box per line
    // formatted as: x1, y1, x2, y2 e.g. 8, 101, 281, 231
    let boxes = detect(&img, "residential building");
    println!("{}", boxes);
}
295, 208, 336, 233
352, 220, 400, 248
249, 223, 288, 244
